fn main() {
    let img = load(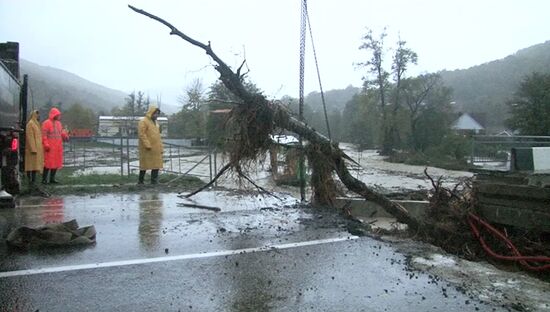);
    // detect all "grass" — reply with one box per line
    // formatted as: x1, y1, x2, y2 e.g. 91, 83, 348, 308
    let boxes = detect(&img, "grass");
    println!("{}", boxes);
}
23, 170, 204, 196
